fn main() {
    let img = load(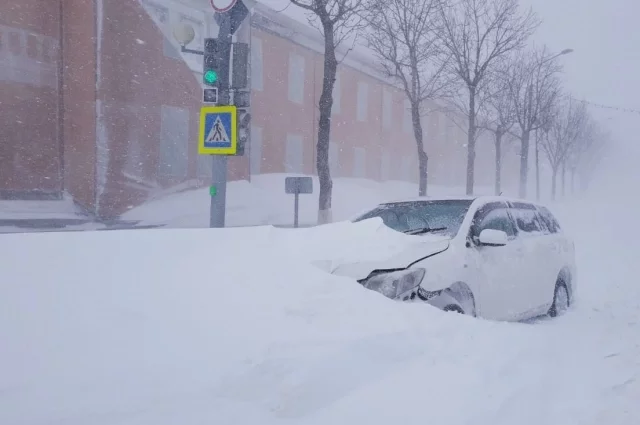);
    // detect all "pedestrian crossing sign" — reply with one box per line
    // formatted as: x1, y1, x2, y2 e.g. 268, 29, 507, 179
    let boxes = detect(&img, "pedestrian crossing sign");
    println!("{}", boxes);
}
198, 105, 237, 155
